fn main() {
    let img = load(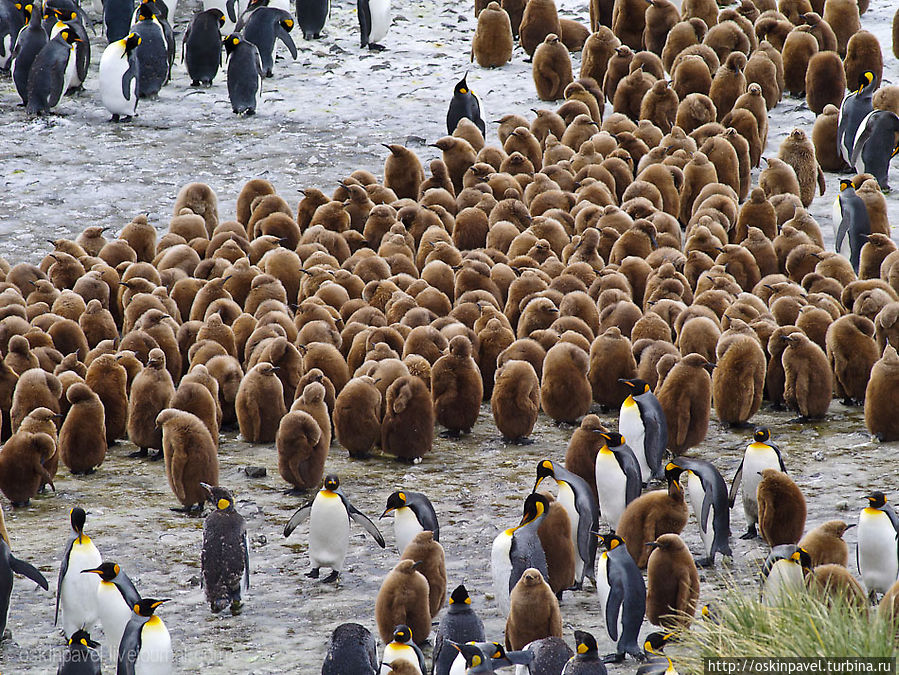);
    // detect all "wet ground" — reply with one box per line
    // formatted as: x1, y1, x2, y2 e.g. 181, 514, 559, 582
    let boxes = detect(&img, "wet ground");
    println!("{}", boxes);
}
0, 0, 898, 671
